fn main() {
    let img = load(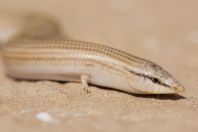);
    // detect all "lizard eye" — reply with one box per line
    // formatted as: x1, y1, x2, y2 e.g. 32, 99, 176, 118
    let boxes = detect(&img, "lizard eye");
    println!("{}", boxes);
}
152, 78, 161, 84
